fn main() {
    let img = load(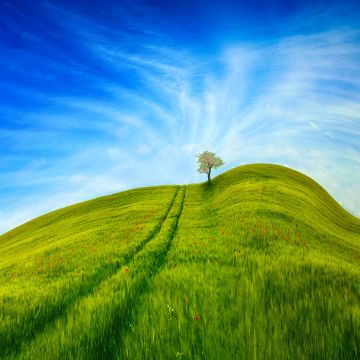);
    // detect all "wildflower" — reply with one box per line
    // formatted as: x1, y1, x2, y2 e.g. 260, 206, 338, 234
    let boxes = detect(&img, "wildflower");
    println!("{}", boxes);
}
167, 304, 176, 320
194, 314, 200, 321
125, 267, 129, 273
